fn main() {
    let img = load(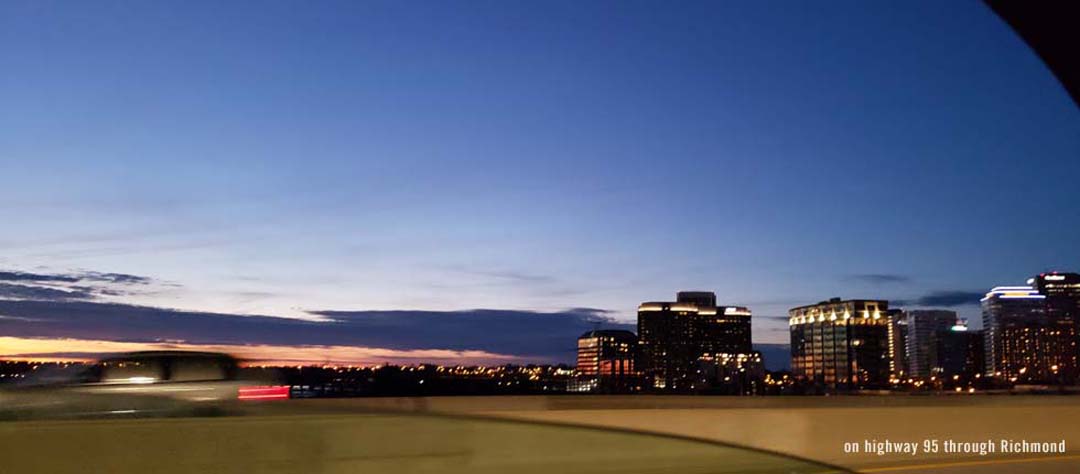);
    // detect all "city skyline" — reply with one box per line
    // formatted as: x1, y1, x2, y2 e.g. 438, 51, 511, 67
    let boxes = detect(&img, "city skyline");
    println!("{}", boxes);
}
2, 1, 1079, 365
